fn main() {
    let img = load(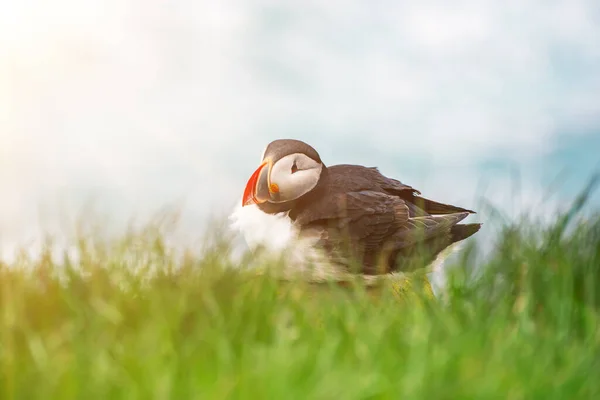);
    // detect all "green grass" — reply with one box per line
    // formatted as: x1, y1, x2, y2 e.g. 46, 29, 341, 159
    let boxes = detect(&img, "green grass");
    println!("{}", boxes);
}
1, 189, 600, 399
